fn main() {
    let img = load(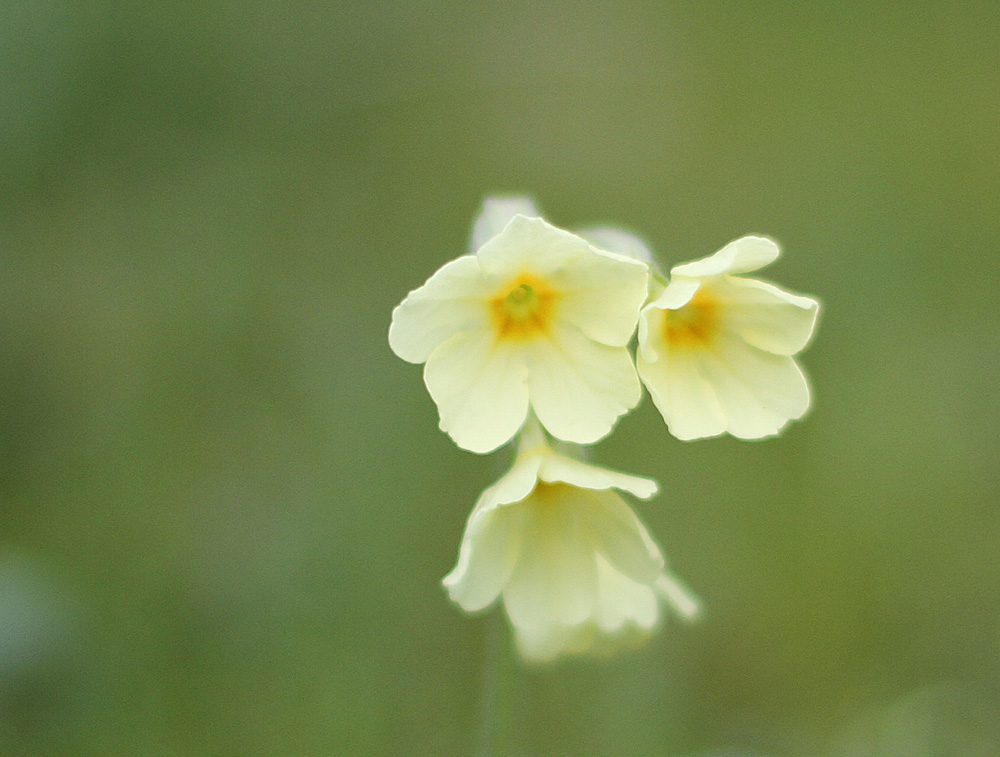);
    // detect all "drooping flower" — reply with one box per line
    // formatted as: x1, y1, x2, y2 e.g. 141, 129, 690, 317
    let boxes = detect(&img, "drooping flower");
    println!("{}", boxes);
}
442, 420, 700, 662
637, 236, 820, 441
389, 214, 649, 453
